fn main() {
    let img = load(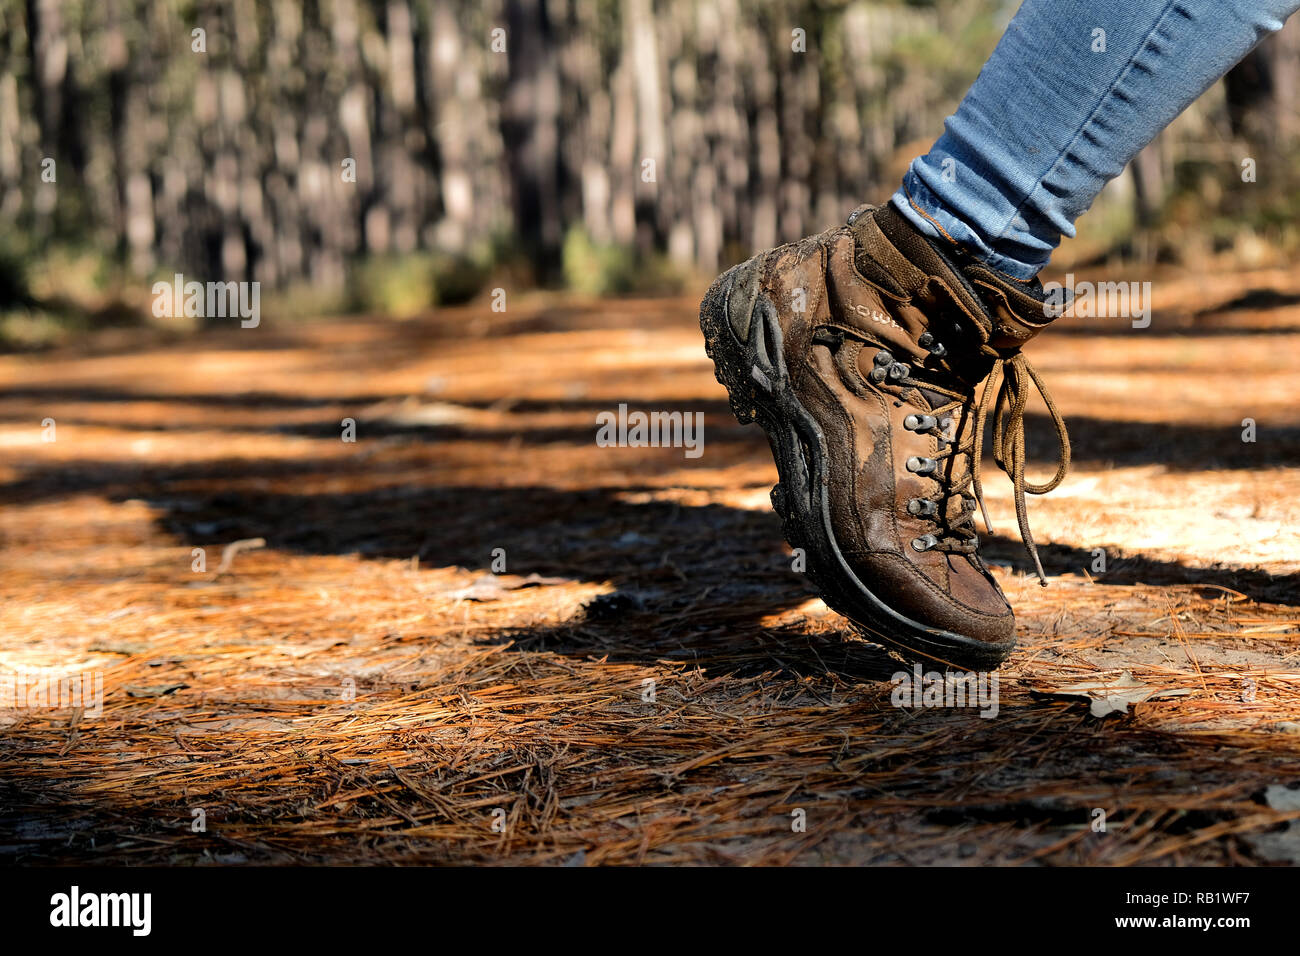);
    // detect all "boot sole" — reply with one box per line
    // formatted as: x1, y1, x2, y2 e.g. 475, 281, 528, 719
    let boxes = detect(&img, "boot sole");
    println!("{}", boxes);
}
699, 266, 1015, 670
